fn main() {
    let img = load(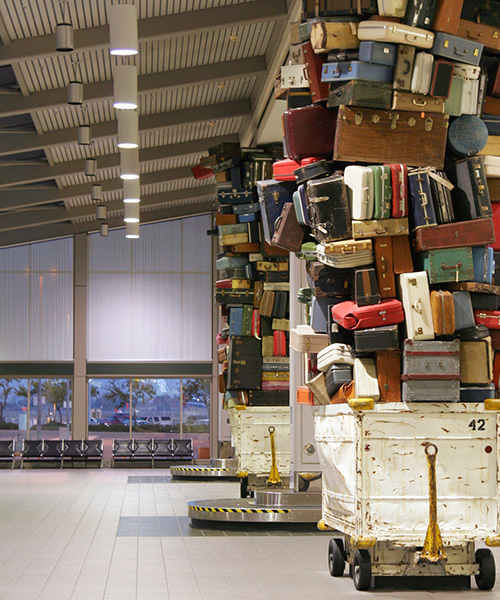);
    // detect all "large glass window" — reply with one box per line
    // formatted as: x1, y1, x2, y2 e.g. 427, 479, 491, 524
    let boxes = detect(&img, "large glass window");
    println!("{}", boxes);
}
87, 216, 212, 361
